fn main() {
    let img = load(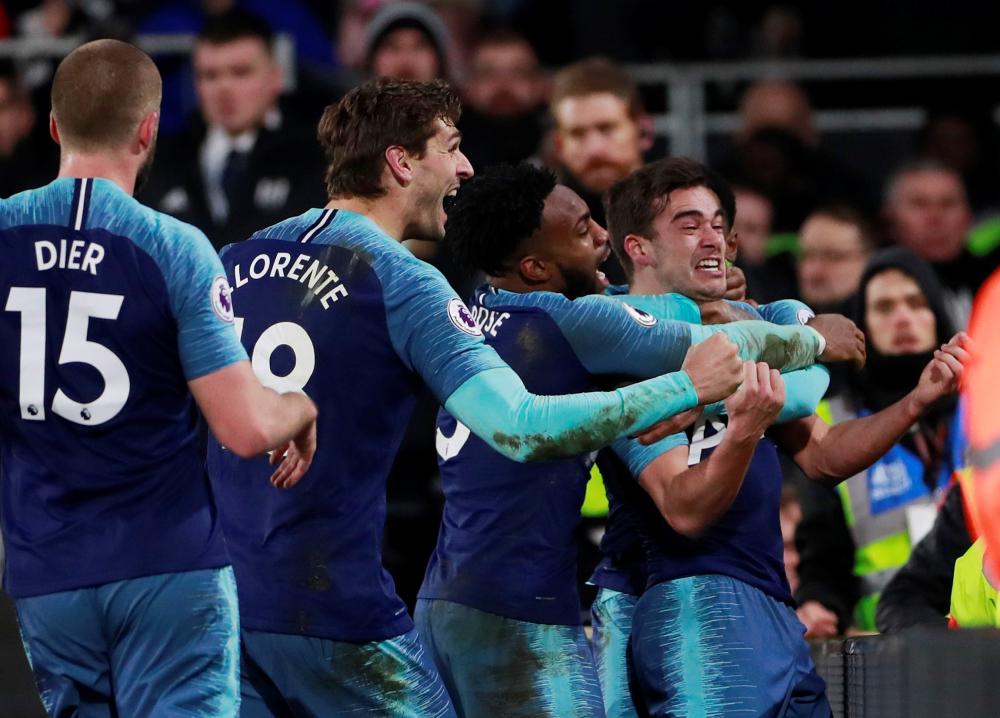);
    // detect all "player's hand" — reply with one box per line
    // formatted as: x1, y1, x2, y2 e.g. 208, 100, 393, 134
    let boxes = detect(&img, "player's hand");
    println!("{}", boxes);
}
269, 417, 318, 489
682, 332, 743, 404
633, 407, 701, 446
723, 264, 749, 302
809, 314, 866, 368
911, 332, 972, 411
698, 299, 758, 325
724, 361, 785, 442
797, 600, 839, 639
